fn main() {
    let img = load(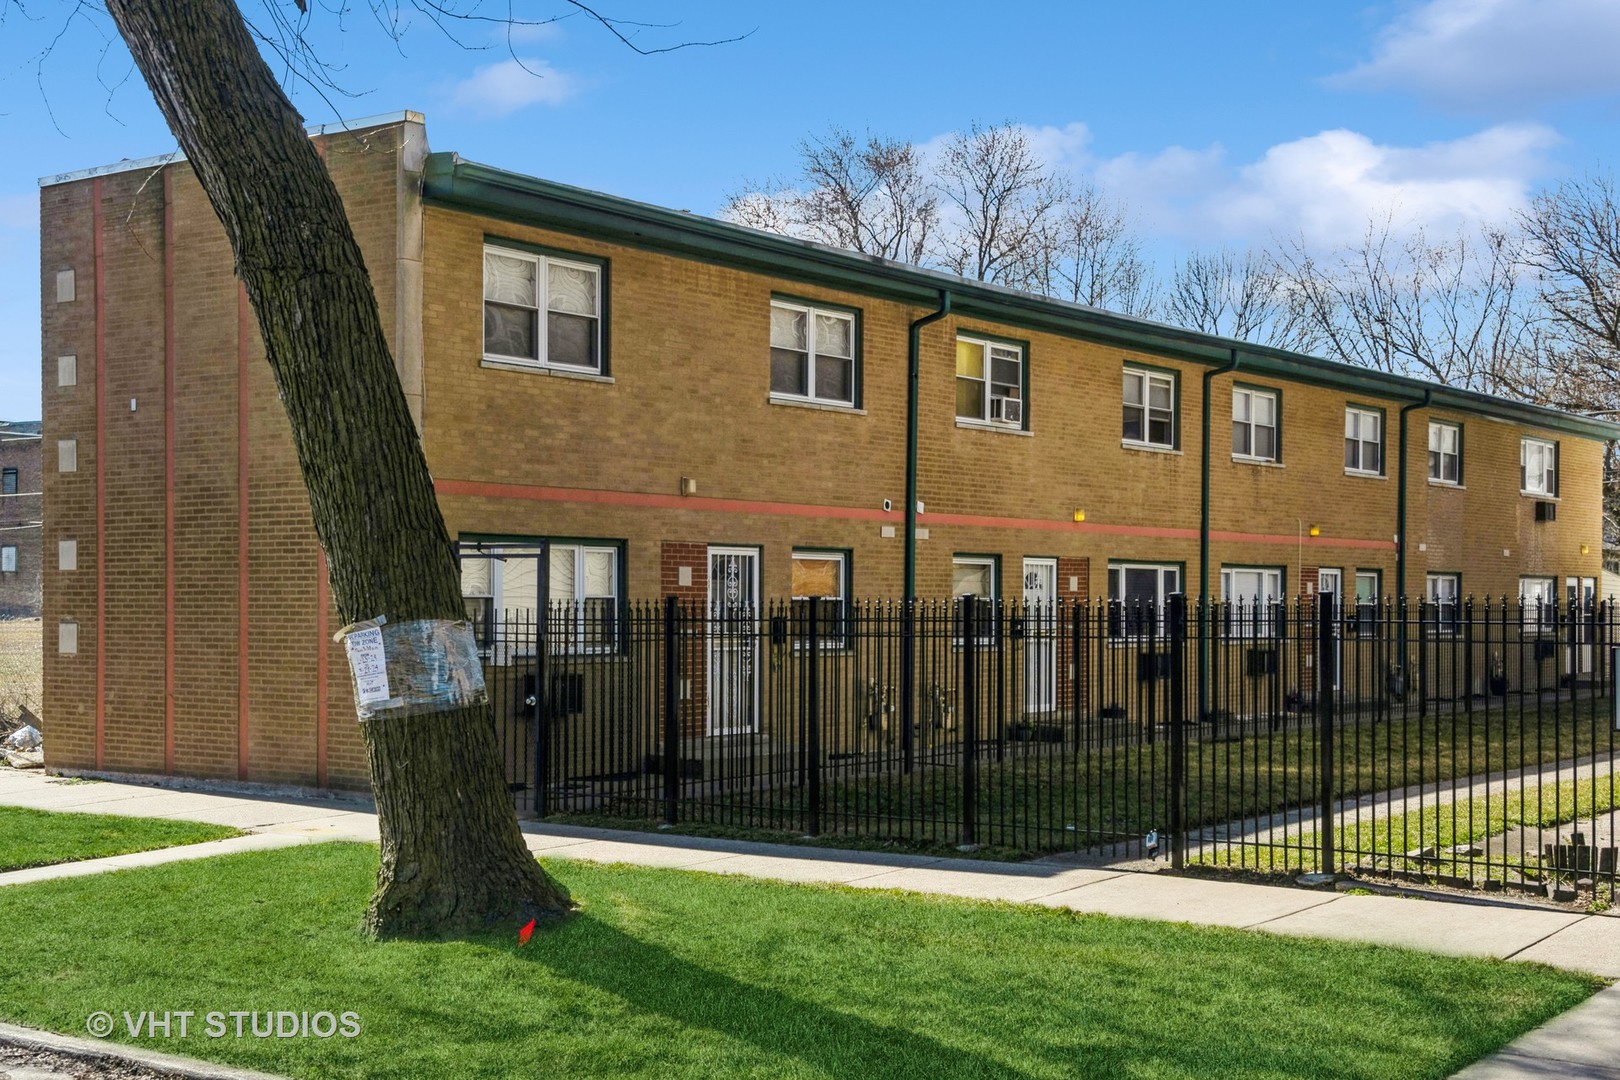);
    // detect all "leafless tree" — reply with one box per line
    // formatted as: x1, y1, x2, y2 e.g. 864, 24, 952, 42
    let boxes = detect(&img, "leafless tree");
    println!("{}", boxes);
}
1163, 247, 1320, 351
1271, 218, 1535, 395
18, 0, 738, 939
1042, 184, 1158, 317
1519, 173, 1620, 388
722, 127, 936, 263
930, 121, 1069, 291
